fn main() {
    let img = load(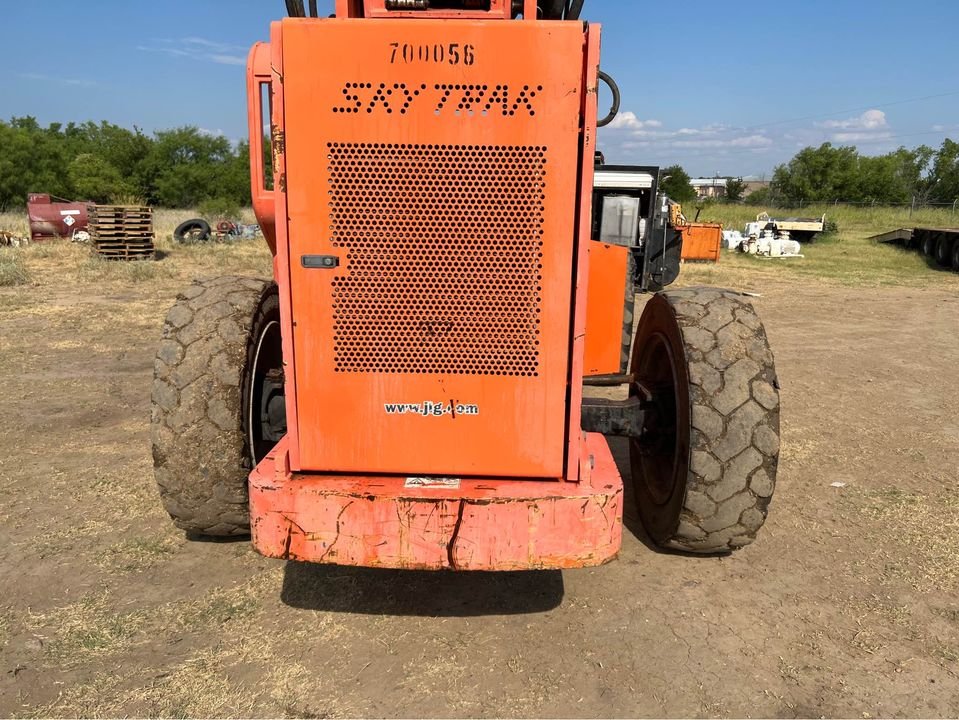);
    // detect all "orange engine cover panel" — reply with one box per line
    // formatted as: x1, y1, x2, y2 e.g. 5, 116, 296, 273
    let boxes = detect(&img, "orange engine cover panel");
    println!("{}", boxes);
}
281, 19, 587, 478
583, 241, 628, 376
